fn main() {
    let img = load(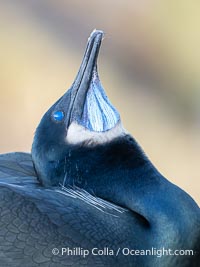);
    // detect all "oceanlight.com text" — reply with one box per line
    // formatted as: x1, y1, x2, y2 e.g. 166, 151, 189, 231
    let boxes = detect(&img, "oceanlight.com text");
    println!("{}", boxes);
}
52, 247, 194, 258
